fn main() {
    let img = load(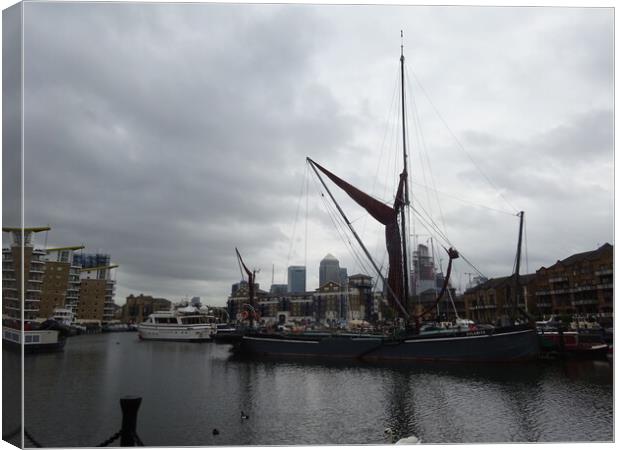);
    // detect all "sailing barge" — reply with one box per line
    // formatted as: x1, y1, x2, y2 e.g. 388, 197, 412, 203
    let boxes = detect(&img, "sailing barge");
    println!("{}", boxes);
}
233, 42, 539, 363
